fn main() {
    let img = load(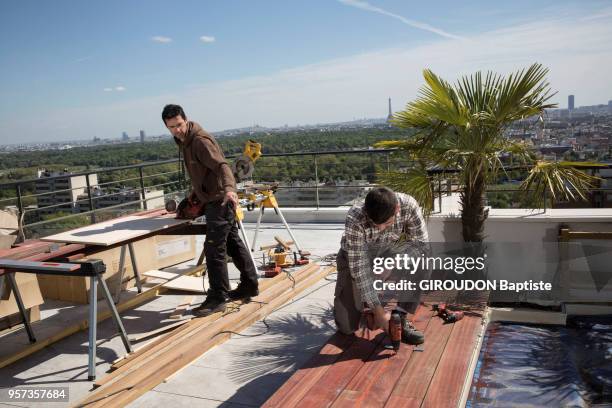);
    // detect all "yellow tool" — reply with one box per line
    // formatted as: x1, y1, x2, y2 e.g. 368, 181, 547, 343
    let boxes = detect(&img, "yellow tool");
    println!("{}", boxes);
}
248, 190, 310, 260
231, 139, 310, 271
261, 236, 308, 277
232, 140, 262, 182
